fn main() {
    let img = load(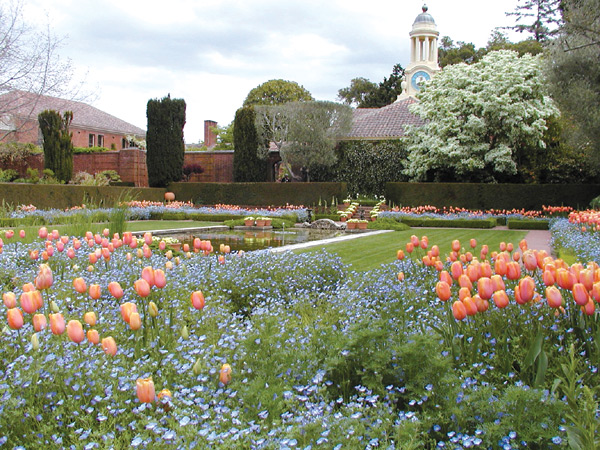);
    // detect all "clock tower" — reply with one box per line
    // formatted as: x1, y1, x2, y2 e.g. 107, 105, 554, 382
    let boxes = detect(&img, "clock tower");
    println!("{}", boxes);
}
398, 4, 441, 100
